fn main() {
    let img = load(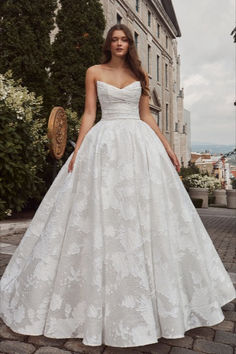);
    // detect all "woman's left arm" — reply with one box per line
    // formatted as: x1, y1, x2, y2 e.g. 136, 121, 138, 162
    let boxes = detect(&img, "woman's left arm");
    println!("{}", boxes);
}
139, 76, 181, 173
